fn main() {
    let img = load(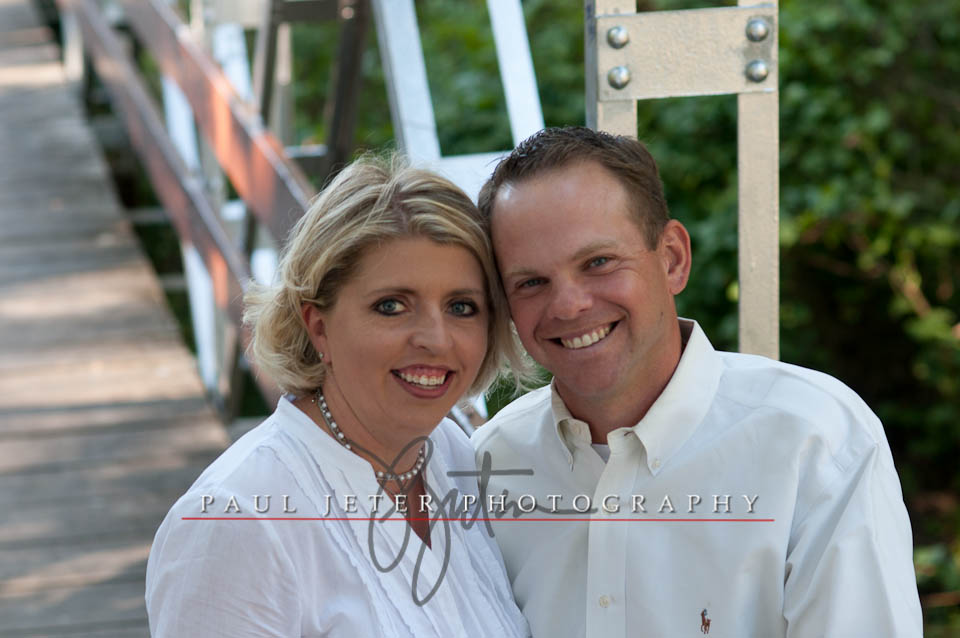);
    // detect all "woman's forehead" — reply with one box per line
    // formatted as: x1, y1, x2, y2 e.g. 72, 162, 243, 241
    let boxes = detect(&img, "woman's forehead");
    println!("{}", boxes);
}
347, 237, 487, 294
